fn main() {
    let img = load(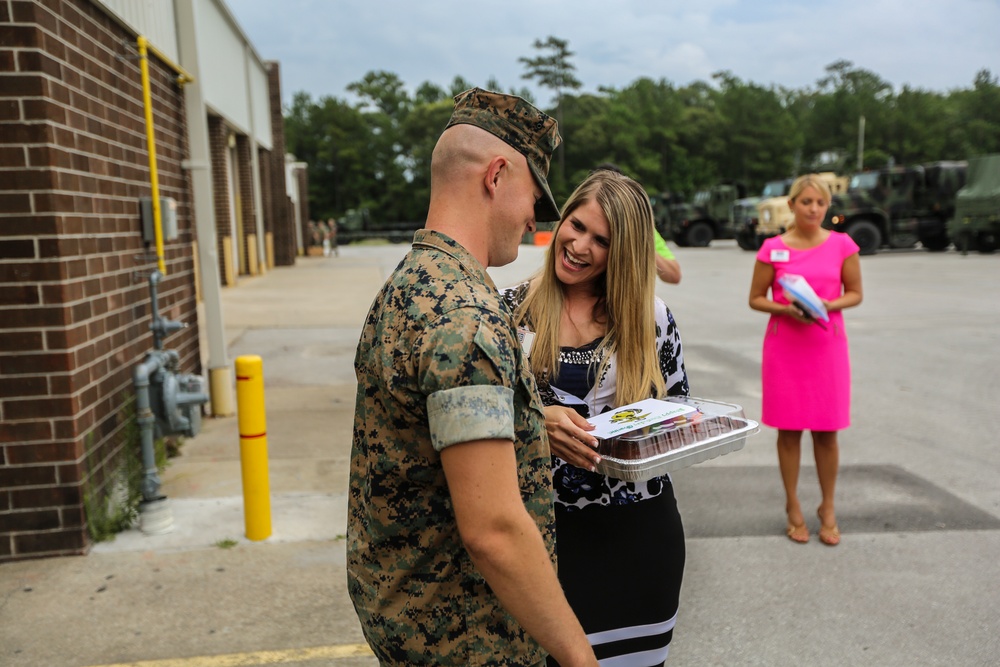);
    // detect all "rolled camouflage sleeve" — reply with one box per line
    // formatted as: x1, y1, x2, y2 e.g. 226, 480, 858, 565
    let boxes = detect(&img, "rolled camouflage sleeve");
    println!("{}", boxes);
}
427, 385, 515, 451
416, 307, 519, 451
